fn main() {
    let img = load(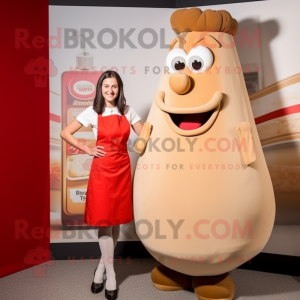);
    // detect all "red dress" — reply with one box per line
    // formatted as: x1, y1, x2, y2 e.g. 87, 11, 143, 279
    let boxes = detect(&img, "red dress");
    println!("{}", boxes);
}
84, 113, 133, 226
